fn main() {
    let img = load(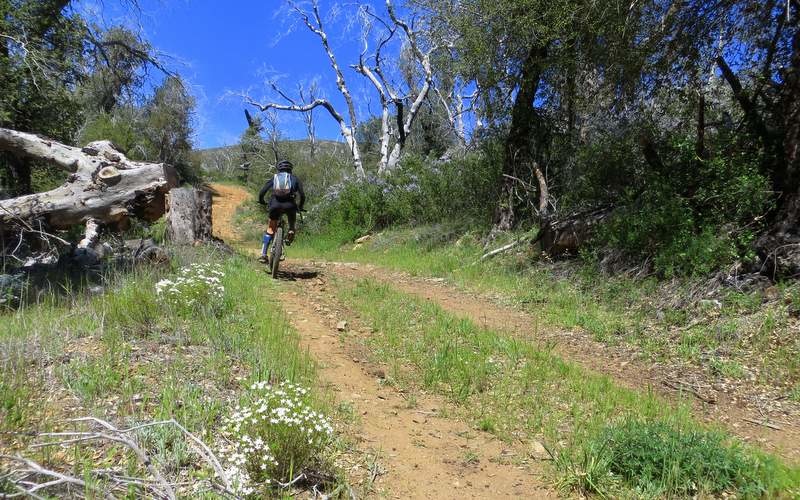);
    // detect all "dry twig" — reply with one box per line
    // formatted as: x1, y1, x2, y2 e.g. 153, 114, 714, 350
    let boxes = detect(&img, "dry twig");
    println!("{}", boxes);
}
0, 455, 113, 499
662, 380, 717, 404
3, 416, 237, 499
742, 417, 783, 431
